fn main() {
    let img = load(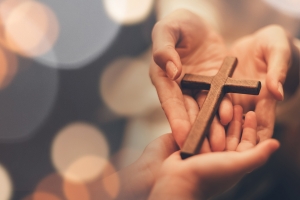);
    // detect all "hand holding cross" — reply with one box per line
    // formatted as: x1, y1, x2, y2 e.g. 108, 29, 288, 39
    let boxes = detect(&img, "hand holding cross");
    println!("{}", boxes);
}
180, 57, 261, 159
